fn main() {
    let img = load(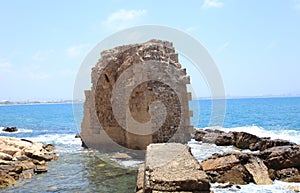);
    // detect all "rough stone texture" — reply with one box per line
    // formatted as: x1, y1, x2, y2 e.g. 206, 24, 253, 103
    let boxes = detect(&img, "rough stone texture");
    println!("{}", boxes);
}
214, 165, 252, 185
143, 143, 210, 193
81, 40, 192, 151
0, 136, 57, 187
244, 157, 273, 185
194, 129, 295, 151
275, 168, 300, 182
136, 163, 145, 192
258, 145, 300, 170
201, 154, 240, 171
201, 153, 275, 185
